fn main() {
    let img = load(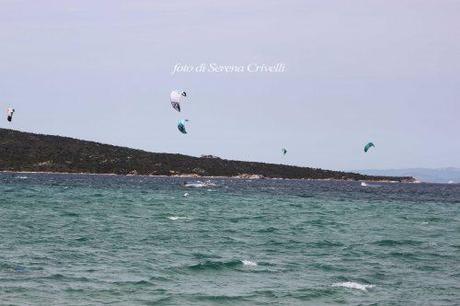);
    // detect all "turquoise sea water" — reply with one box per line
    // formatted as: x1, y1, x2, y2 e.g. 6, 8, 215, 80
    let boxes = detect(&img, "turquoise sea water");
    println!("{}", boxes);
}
0, 173, 459, 305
